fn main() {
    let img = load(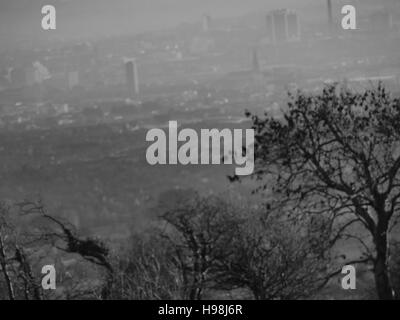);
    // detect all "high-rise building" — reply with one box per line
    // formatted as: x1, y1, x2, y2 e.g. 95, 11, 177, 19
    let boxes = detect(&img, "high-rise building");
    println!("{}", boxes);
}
287, 11, 300, 40
10, 62, 50, 88
202, 14, 211, 32
273, 10, 288, 43
32, 61, 51, 84
125, 59, 139, 98
266, 9, 300, 44
251, 48, 260, 73
327, 0, 333, 29
266, 14, 274, 42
